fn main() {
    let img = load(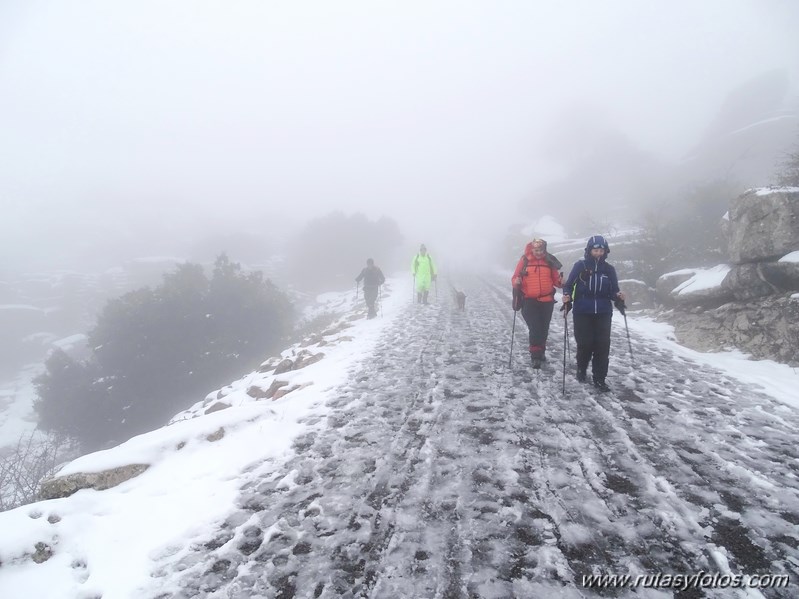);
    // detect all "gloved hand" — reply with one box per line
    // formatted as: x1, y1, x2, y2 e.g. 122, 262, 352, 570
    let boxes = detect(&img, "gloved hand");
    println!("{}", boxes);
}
431, 274, 437, 281
613, 297, 626, 315
560, 293, 572, 315
512, 287, 523, 312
